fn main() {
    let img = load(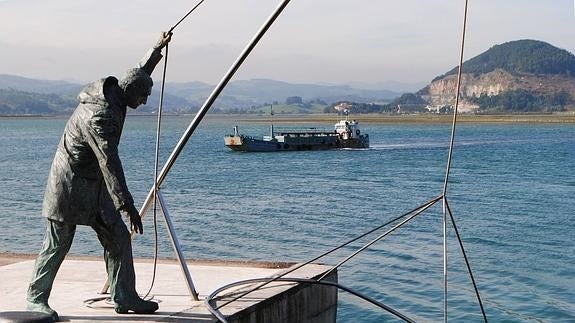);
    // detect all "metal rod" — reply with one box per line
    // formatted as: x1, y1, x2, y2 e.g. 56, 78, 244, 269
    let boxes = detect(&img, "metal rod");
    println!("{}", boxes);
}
442, 0, 469, 196
444, 198, 488, 322
137, 0, 293, 222
157, 190, 199, 300
443, 196, 448, 323
442, 1, 469, 321
100, 0, 292, 296
115, 0, 292, 301
206, 278, 416, 323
